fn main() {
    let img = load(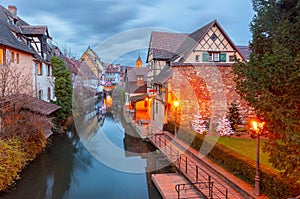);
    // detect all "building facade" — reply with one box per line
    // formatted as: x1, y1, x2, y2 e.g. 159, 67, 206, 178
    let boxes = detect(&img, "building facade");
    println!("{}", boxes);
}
0, 5, 56, 102
147, 20, 253, 131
